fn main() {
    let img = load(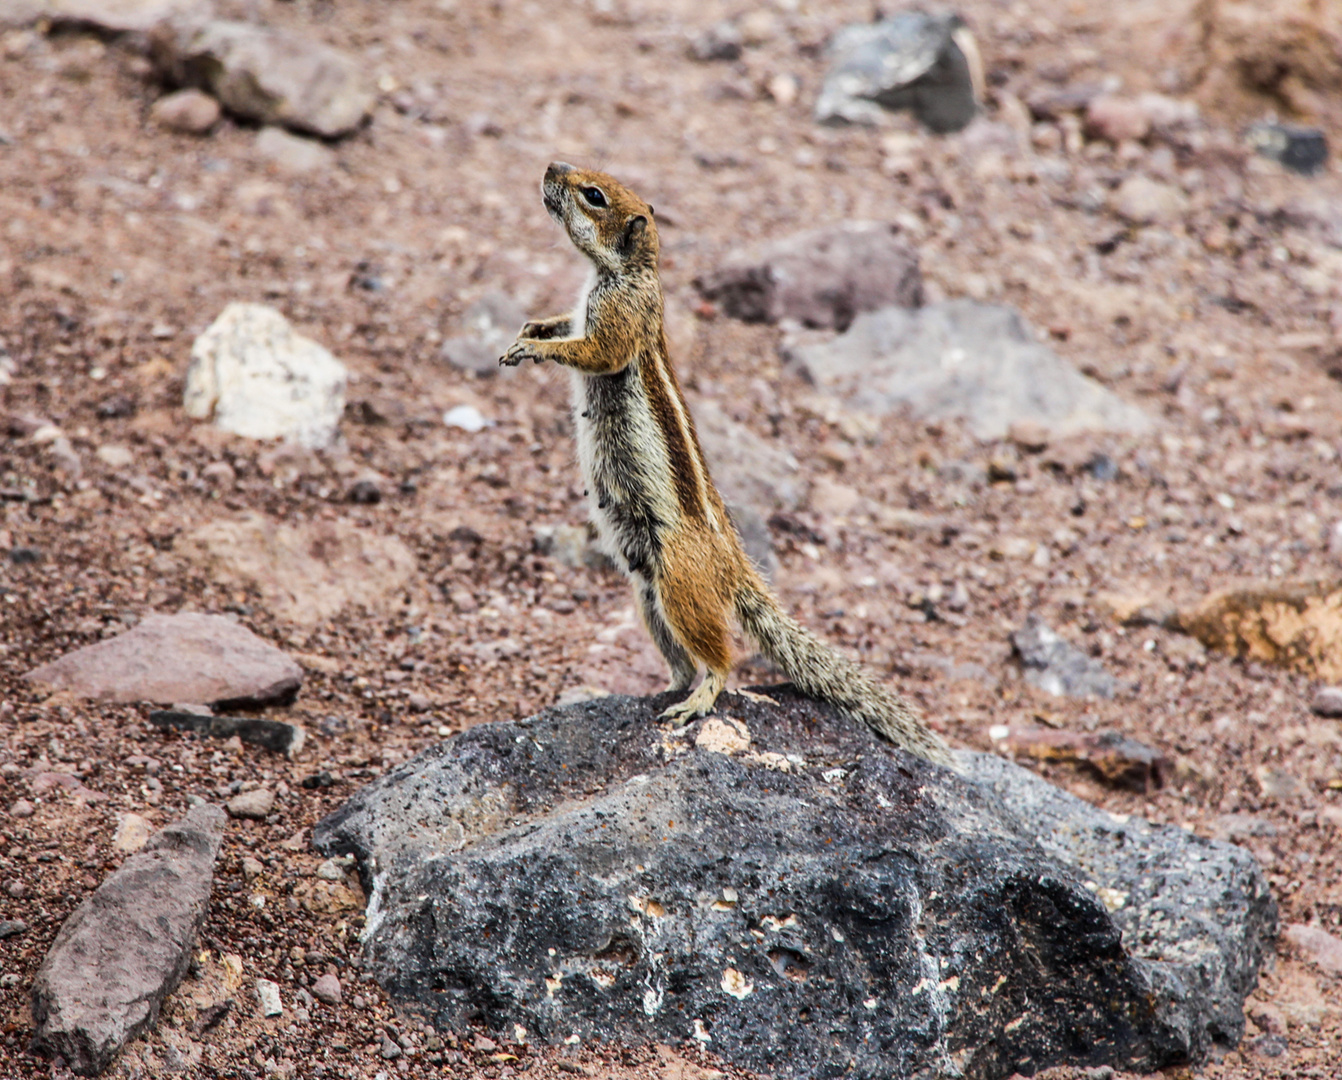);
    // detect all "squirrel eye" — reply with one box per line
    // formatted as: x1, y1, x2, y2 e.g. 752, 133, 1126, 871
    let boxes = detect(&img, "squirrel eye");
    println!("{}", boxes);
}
580, 186, 608, 208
